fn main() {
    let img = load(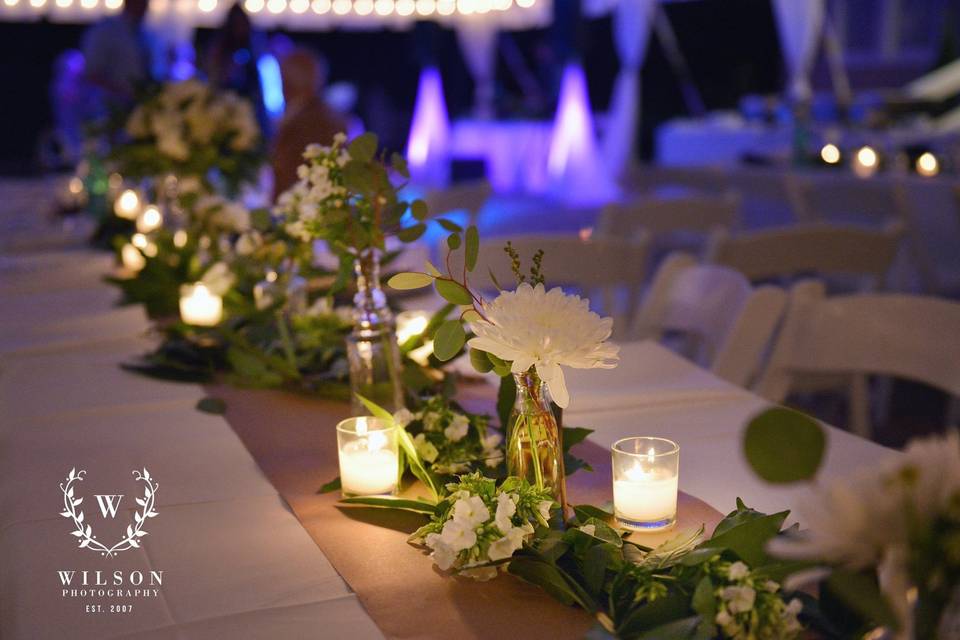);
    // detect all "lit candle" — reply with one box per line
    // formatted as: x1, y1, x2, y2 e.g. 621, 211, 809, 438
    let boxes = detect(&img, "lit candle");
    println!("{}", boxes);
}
179, 283, 223, 326
612, 437, 679, 531
136, 205, 163, 233
120, 243, 146, 272
819, 143, 841, 165
396, 310, 434, 365
114, 189, 141, 220
337, 417, 399, 496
